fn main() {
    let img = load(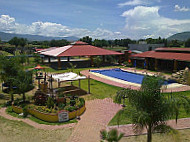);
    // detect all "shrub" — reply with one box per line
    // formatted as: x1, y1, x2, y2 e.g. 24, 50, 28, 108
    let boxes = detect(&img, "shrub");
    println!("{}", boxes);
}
0, 94, 5, 99
64, 106, 77, 112
123, 61, 132, 67
47, 97, 54, 109
70, 100, 76, 106
5, 101, 12, 107
58, 103, 65, 110
66, 98, 70, 106
23, 106, 28, 118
